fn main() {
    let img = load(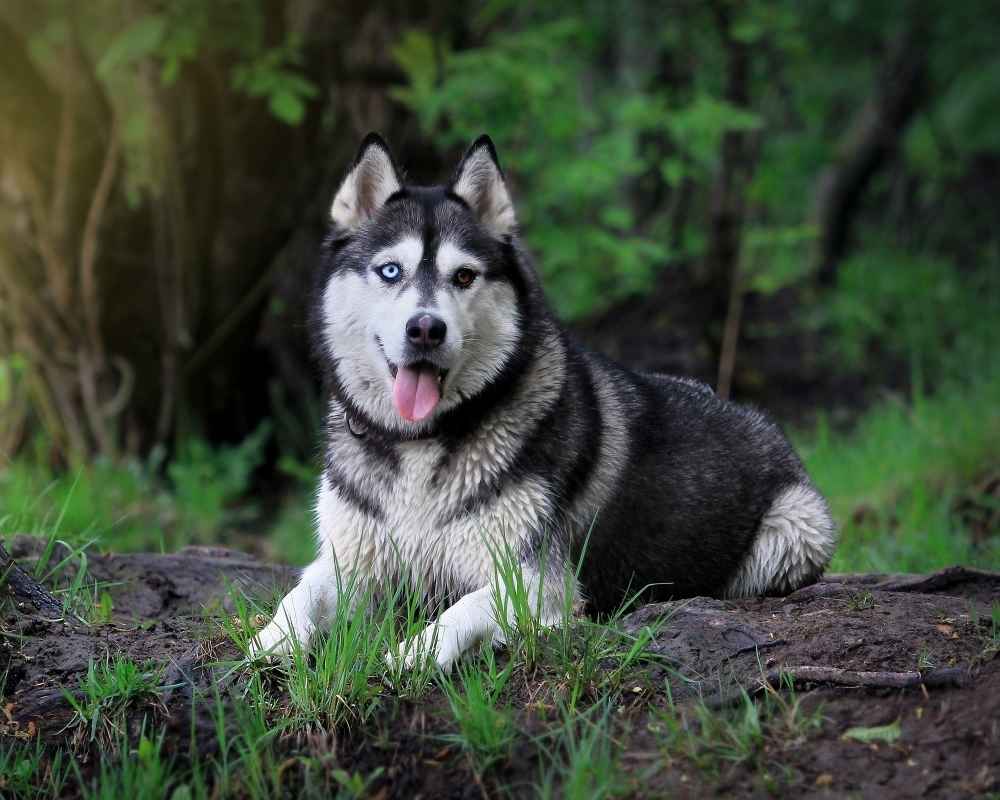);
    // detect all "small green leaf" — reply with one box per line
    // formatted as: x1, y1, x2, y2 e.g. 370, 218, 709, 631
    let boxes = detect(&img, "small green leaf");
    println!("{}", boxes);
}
842, 719, 902, 744
269, 91, 306, 125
